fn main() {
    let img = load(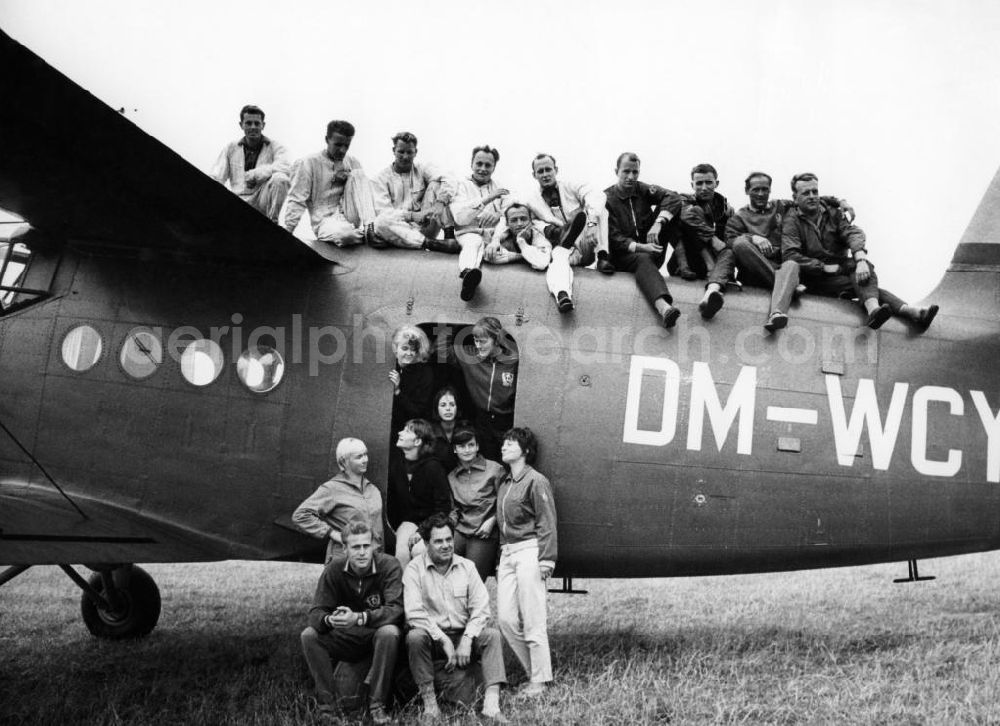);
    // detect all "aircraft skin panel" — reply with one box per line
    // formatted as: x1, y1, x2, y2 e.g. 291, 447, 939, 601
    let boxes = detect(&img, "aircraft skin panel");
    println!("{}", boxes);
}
2, 195, 1000, 577
4, 245, 1000, 575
